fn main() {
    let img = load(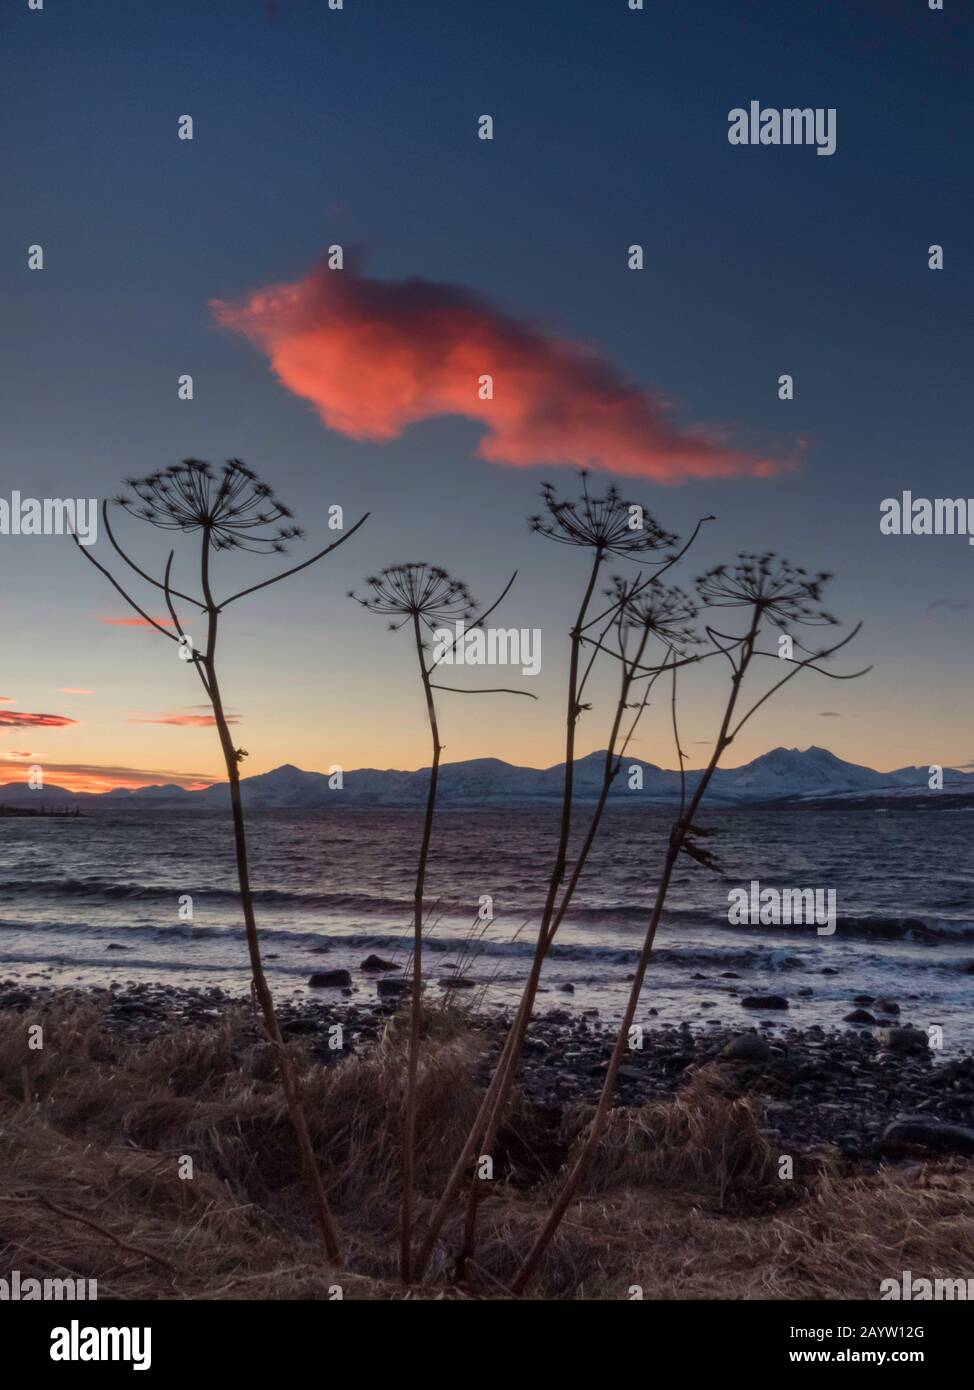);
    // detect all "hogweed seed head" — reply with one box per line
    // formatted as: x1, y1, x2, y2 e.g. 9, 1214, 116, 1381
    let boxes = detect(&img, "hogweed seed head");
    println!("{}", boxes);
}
609, 577, 699, 651
529, 474, 676, 558
696, 552, 838, 627
114, 458, 303, 553
350, 563, 477, 632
